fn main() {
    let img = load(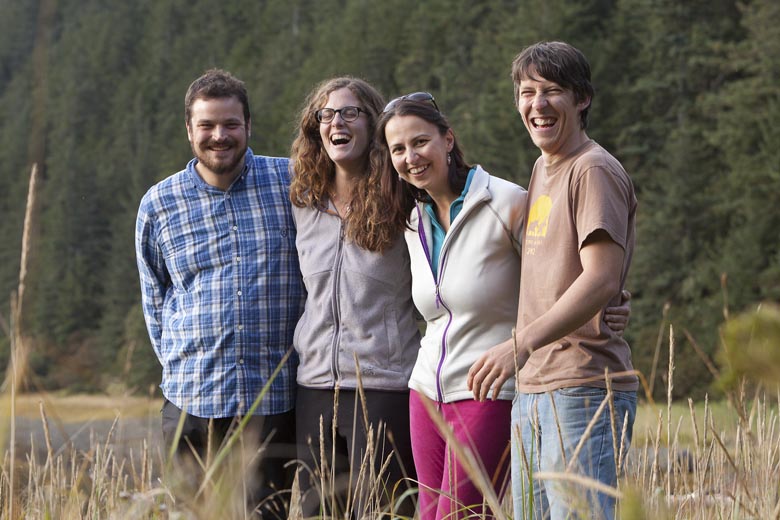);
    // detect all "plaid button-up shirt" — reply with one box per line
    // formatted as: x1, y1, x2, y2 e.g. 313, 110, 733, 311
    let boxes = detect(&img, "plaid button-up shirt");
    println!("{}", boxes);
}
135, 149, 304, 418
